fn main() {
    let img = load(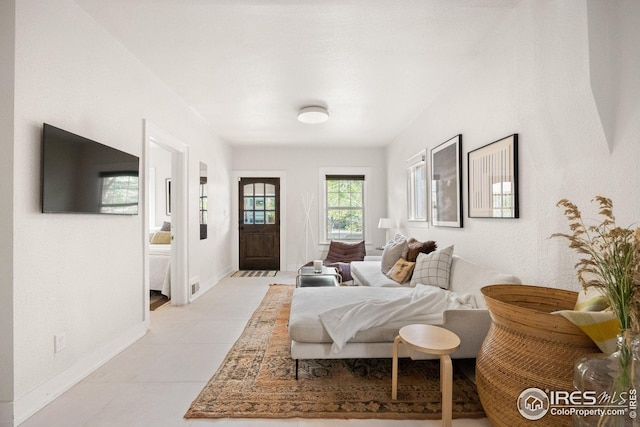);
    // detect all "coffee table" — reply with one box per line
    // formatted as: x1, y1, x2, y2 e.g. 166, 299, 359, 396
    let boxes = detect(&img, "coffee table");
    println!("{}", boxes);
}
296, 266, 341, 287
391, 324, 461, 427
